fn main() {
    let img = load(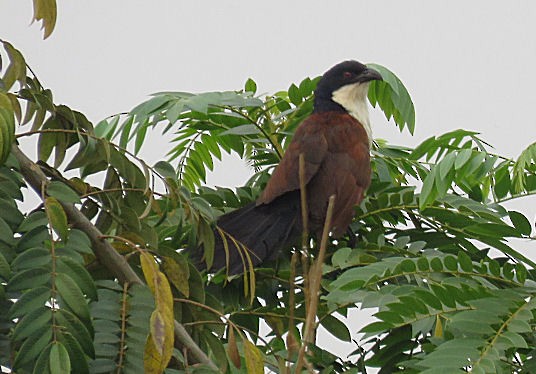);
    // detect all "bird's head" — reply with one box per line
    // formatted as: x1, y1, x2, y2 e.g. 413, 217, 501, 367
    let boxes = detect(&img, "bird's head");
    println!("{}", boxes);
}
313, 60, 382, 115
313, 60, 382, 145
